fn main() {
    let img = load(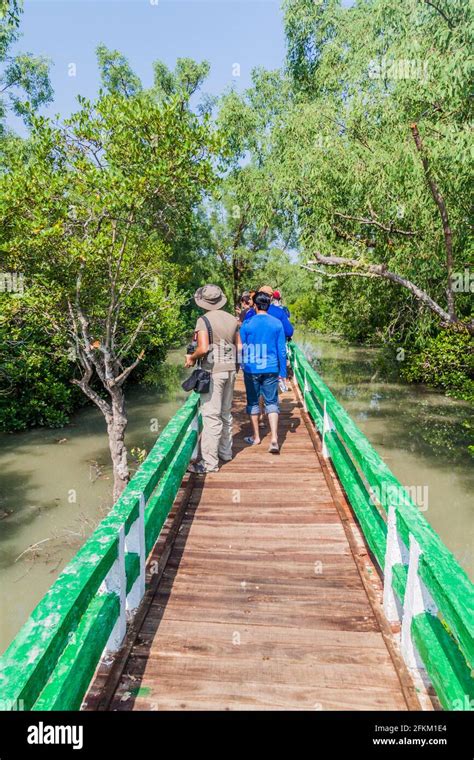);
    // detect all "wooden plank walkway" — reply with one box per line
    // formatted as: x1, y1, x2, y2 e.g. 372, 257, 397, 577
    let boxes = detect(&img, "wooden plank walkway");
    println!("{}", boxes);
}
85, 375, 421, 711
